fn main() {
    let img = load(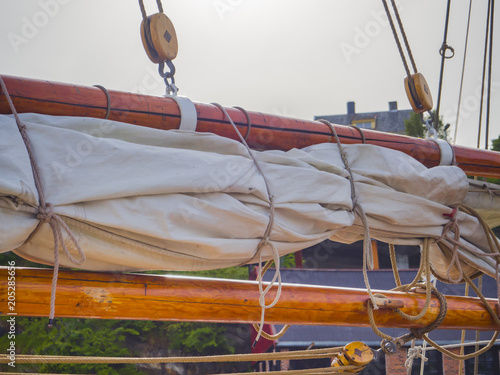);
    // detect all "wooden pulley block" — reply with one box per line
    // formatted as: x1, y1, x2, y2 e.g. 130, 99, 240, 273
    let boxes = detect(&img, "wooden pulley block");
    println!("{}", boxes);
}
404, 73, 433, 114
331, 341, 374, 371
141, 13, 178, 64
